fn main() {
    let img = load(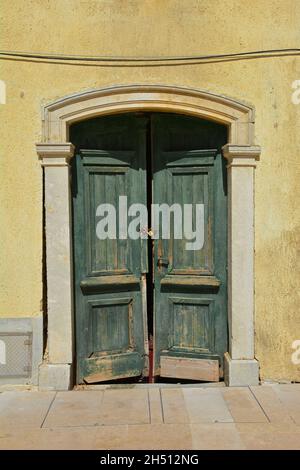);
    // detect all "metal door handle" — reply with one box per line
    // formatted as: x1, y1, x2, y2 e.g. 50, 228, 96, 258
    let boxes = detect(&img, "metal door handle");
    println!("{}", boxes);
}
140, 227, 154, 238
157, 257, 169, 267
